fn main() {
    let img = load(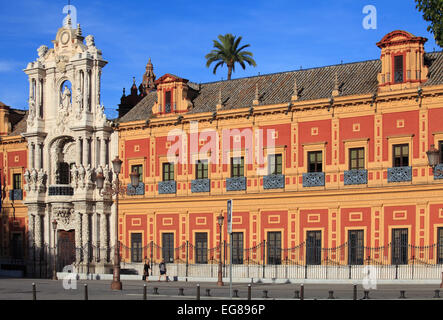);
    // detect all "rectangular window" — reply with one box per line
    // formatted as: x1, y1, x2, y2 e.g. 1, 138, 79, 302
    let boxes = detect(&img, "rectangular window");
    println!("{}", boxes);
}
11, 233, 23, 259
439, 141, 443, 164
165, 91, 171, 113
131, 164, 143, 183
195, 232, 208, 264
268, 154, 283, 175
267, 231, 281, 265
162, 162, 174, 181
438, 227, 443, 264
306, 231, 322, 265
162, 233, 174, 263
308, 151, 322, 173
196, 160, 208, 179
131, 233, 142, 263
393, 144, 409, 167
231, 157, 244, 178
13, 173, 21, 190
394, 55, 404, 83
348, 230, 364, 265
392, 228, 408, 265
349, 148, 365, 170
232, 232, 244, 264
